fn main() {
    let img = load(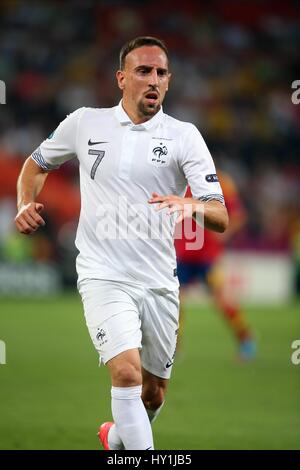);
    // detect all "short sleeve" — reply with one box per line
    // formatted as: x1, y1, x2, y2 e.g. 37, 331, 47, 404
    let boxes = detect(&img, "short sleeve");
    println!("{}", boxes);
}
31, 107, 85, 170
180, 124, 225, 204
